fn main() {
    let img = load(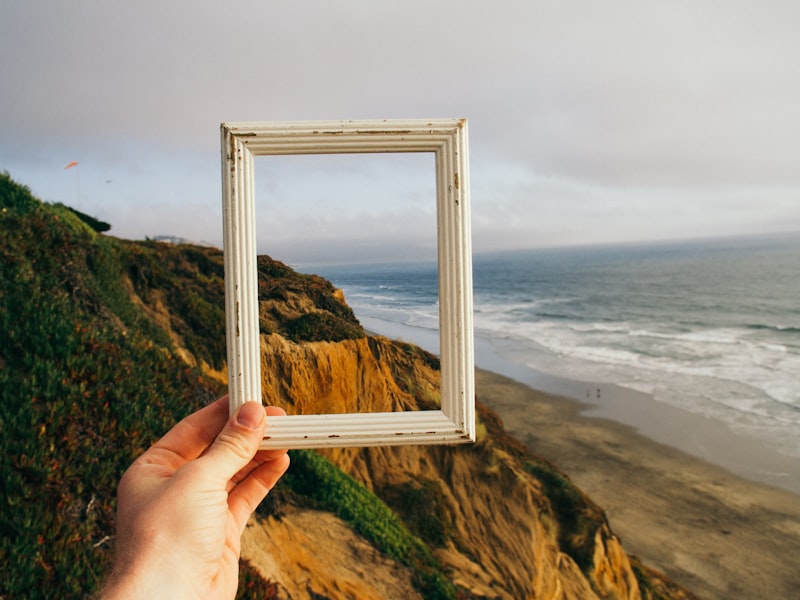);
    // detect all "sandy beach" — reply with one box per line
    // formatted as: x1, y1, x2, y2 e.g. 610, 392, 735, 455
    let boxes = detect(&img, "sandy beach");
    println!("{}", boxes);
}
475, 368, 800, 600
